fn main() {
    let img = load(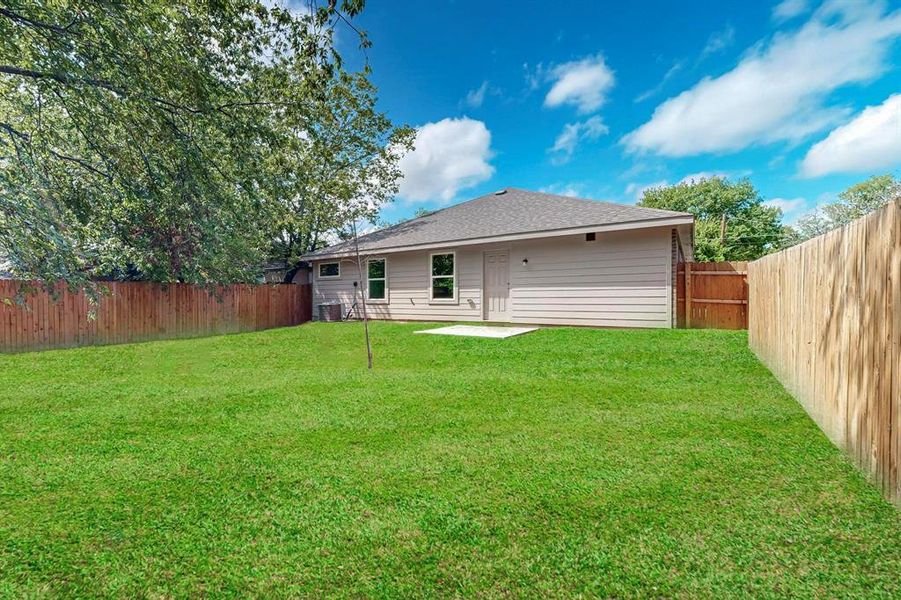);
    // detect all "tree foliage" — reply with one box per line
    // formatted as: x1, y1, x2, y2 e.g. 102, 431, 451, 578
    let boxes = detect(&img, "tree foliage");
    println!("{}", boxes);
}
267, 71, 413, 282
638, 177, 785, 261
0, 0, 406, 293
793, 174, 900, 241
374, 206, 432, 231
